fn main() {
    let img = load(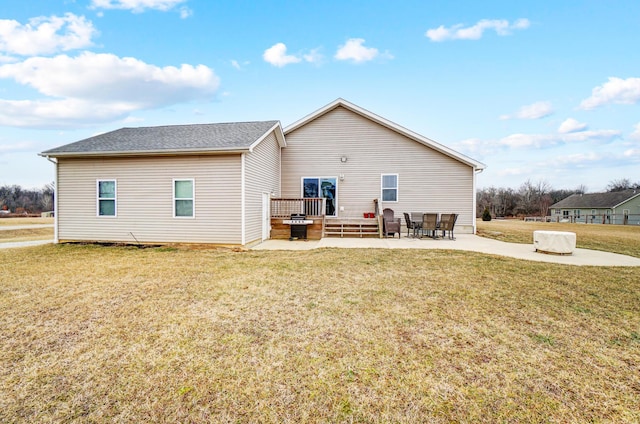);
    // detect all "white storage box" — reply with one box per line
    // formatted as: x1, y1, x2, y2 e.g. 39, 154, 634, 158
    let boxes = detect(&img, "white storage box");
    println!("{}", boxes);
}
533, 230, 576, 255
